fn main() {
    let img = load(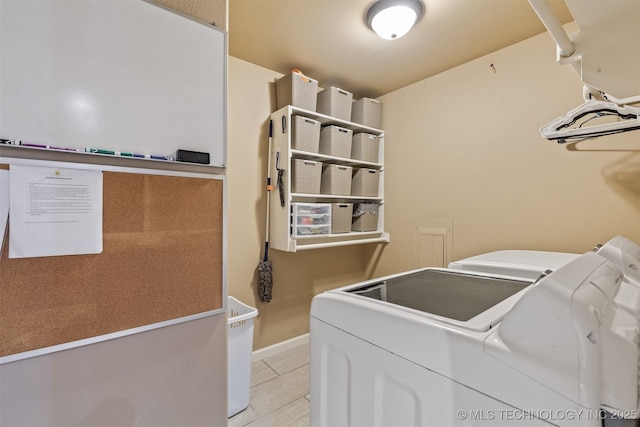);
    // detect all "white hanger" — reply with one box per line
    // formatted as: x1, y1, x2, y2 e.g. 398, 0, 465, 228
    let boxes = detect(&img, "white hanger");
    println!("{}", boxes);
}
540, 99, 640, 143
